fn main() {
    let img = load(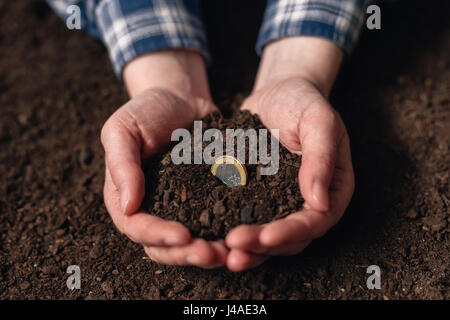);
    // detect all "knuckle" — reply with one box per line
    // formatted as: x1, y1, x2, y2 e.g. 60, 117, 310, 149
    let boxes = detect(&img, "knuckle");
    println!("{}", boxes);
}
327, 111, 339, 128
196, 241, 216, 265
317, 152, 336, 170
142, 216, 157, 234
116, 217, 139, 243
144, 247, 161, 264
